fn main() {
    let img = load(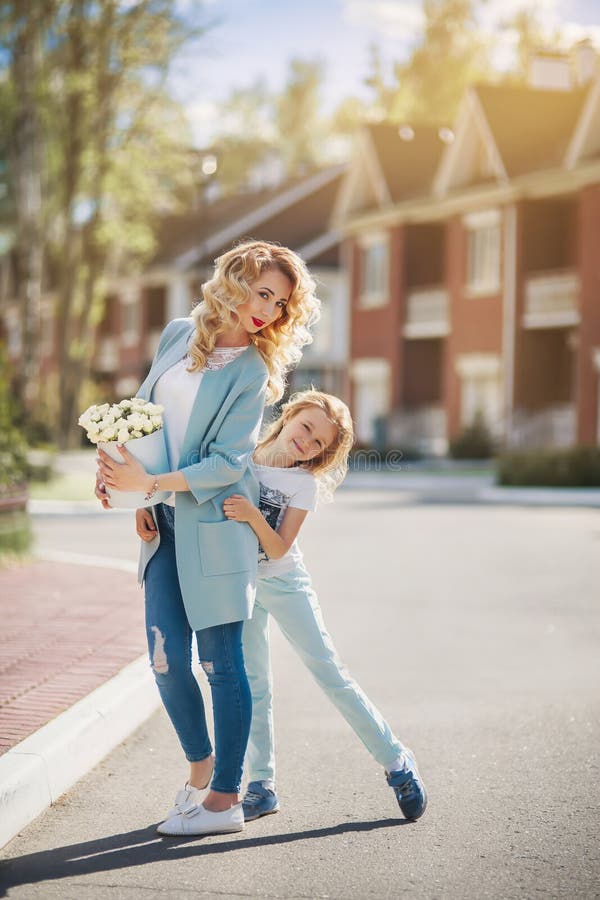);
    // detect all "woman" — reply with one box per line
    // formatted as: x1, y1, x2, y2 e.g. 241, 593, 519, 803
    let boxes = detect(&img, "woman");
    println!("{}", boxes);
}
96, 240, 319, 836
